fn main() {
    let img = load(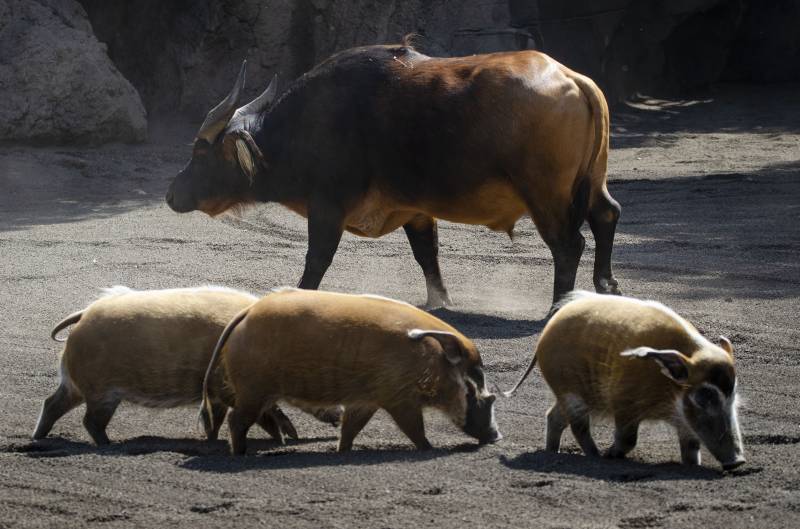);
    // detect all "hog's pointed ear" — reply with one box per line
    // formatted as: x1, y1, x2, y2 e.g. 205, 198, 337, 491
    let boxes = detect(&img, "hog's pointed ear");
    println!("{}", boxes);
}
408, 329, 465, 365
718, 335, 734, 356
621, 347, 691, 384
